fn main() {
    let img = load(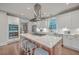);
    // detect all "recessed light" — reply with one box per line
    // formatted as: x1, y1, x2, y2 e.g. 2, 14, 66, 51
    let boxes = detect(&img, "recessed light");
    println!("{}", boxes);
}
66, 3, 70, 5
27, 8, 31, 10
